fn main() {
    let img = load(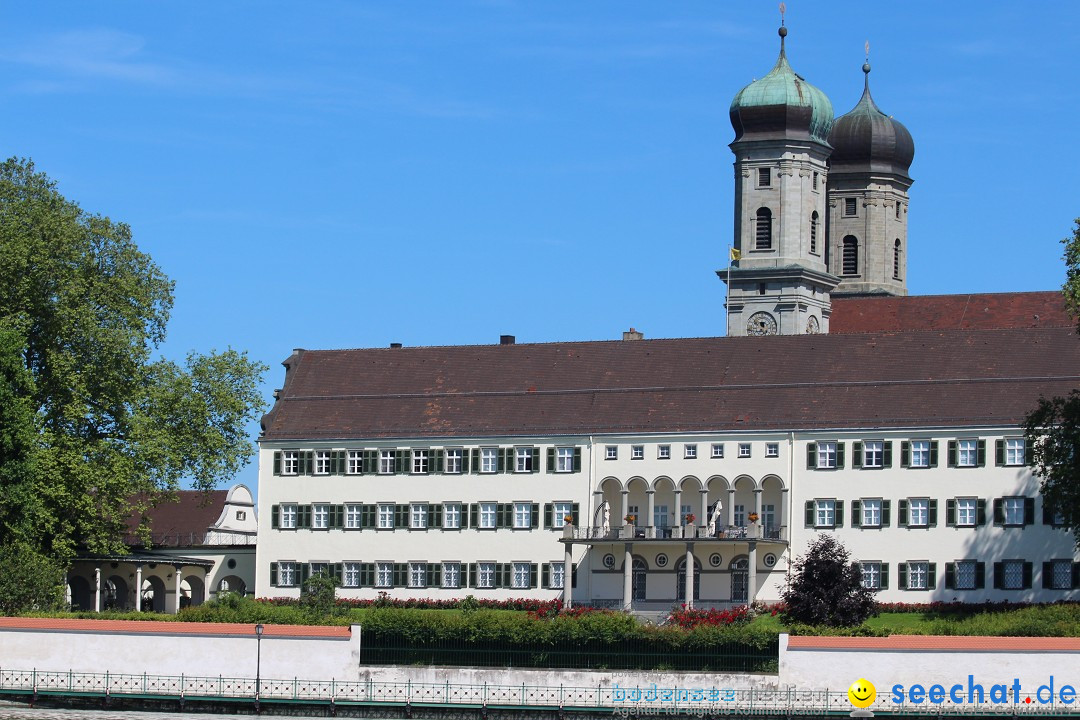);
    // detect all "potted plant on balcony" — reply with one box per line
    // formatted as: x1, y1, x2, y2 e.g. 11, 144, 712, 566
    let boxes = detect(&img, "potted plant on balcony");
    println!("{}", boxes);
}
748, 512, 759, 523
622, 514, 636, 539
562, 514, 575, 539
683, 513, 696, 538
747, 512, 760, 538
